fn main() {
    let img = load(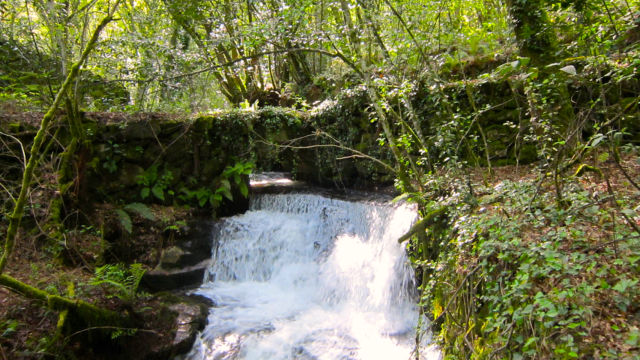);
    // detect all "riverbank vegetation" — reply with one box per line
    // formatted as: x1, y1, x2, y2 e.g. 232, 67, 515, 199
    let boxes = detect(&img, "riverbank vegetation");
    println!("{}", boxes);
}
1, 0, 639, 358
